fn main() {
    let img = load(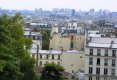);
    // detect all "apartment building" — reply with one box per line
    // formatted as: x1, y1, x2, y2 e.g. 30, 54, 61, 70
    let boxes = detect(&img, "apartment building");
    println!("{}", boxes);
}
24, 28, 42, 50
30, 50, 85, 75
30, 50, 62, 67
30, 22, 51, 30
85, 36, 117, 80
